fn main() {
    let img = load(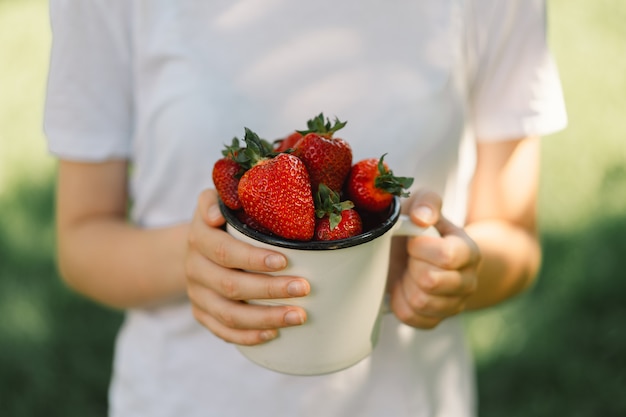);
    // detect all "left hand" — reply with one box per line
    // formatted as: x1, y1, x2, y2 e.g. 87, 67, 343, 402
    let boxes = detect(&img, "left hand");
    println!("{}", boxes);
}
388, 189, 481, 329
